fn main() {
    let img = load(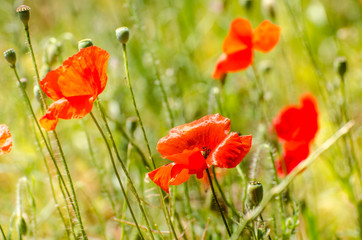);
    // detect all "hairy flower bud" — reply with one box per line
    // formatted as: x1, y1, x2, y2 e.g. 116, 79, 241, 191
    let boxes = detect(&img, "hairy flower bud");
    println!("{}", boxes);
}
334, 56, 347, 78
78, 39, 93, 50
16, 5, 31, 29
4, 49, 16, 67
247, 181, 263, 207
116, 27, 130, 44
